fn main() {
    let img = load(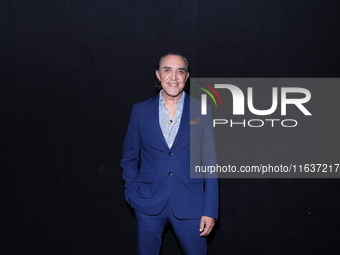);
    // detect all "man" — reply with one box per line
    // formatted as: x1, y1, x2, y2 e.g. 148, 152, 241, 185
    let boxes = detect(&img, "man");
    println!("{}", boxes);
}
121, 53, 219, 255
